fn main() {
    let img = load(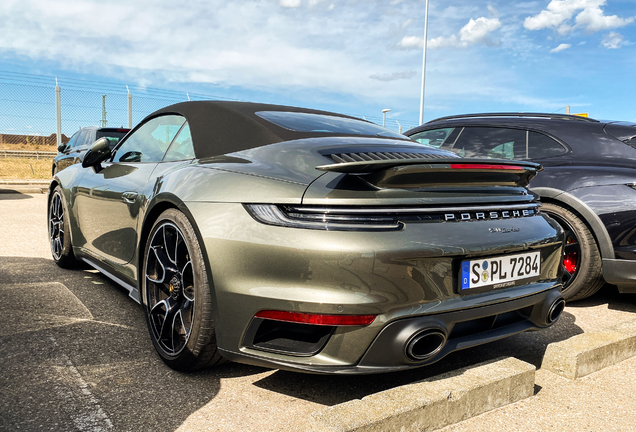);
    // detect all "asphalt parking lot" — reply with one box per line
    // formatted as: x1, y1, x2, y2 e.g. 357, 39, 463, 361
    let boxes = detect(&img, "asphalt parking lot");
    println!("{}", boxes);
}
2, 192, 636, 431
